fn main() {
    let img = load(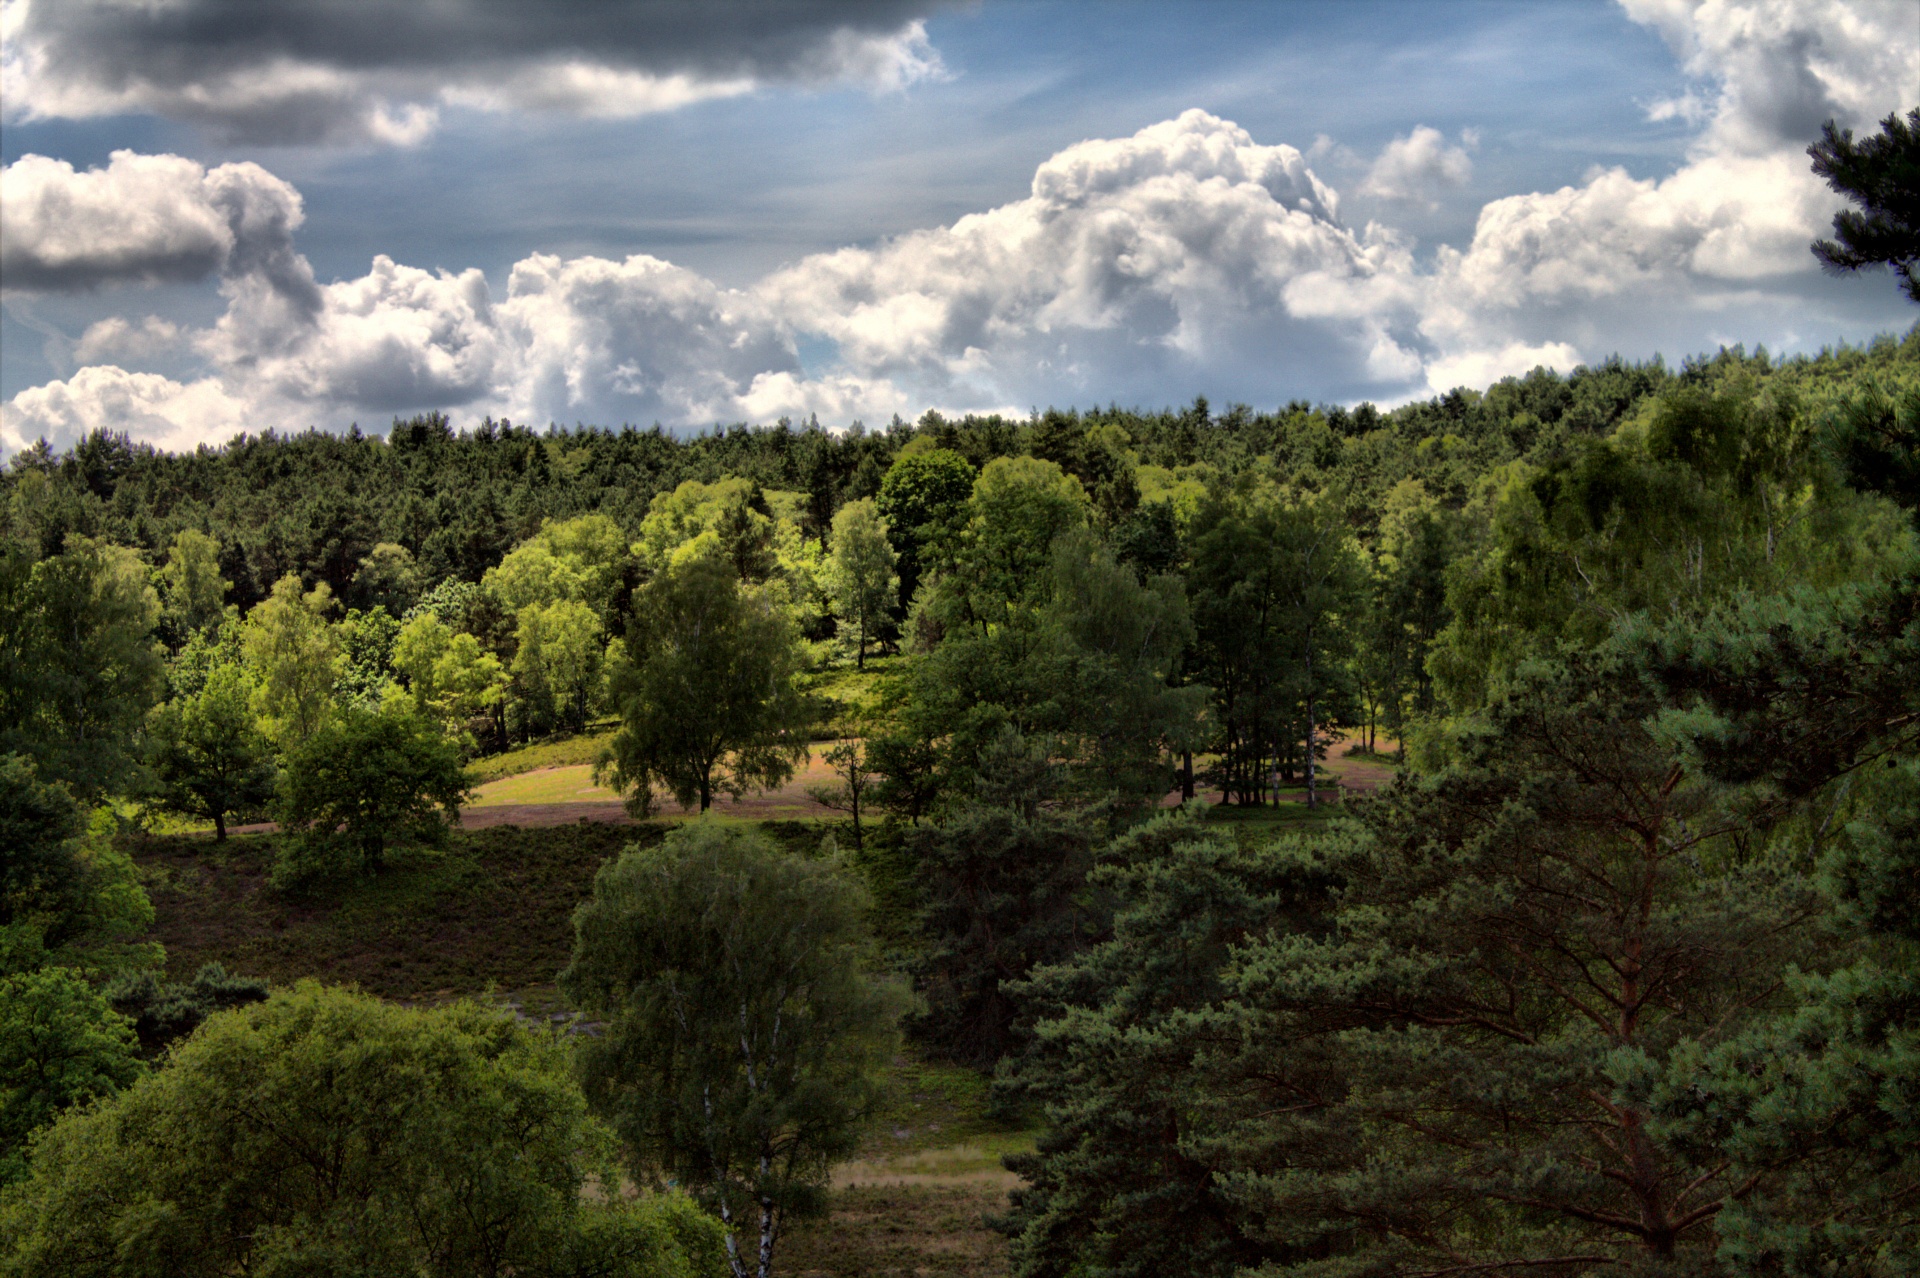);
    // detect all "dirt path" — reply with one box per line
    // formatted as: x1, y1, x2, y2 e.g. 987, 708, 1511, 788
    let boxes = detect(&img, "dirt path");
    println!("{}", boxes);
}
468, 737, 1403, 830
230, 737, 1401, 835
1160, 736, 1401, 809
